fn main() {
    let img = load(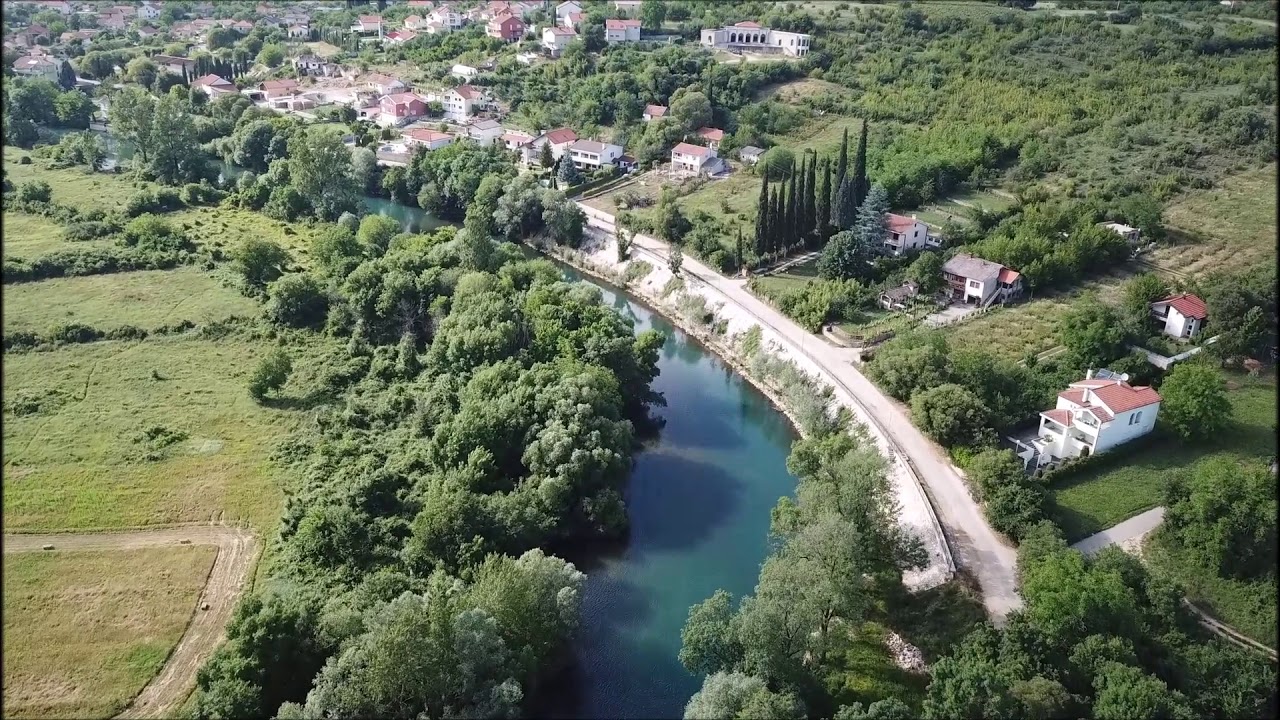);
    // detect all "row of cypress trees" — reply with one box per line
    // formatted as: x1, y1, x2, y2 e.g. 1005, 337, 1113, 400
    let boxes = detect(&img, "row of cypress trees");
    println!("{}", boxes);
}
753, 120, 870, 265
